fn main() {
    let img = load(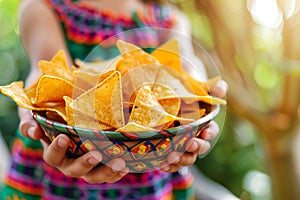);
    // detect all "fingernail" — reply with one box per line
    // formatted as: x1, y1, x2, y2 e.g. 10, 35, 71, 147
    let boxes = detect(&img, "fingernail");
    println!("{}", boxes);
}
168, 152, 180, 164
28, 126, 36, 139
57, 136, 68, 148
203, 130, 213, 140
88, 151, 102, 165
186, 140, 198, 152
111, 161, 124, 173
200, 142, 211, 154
